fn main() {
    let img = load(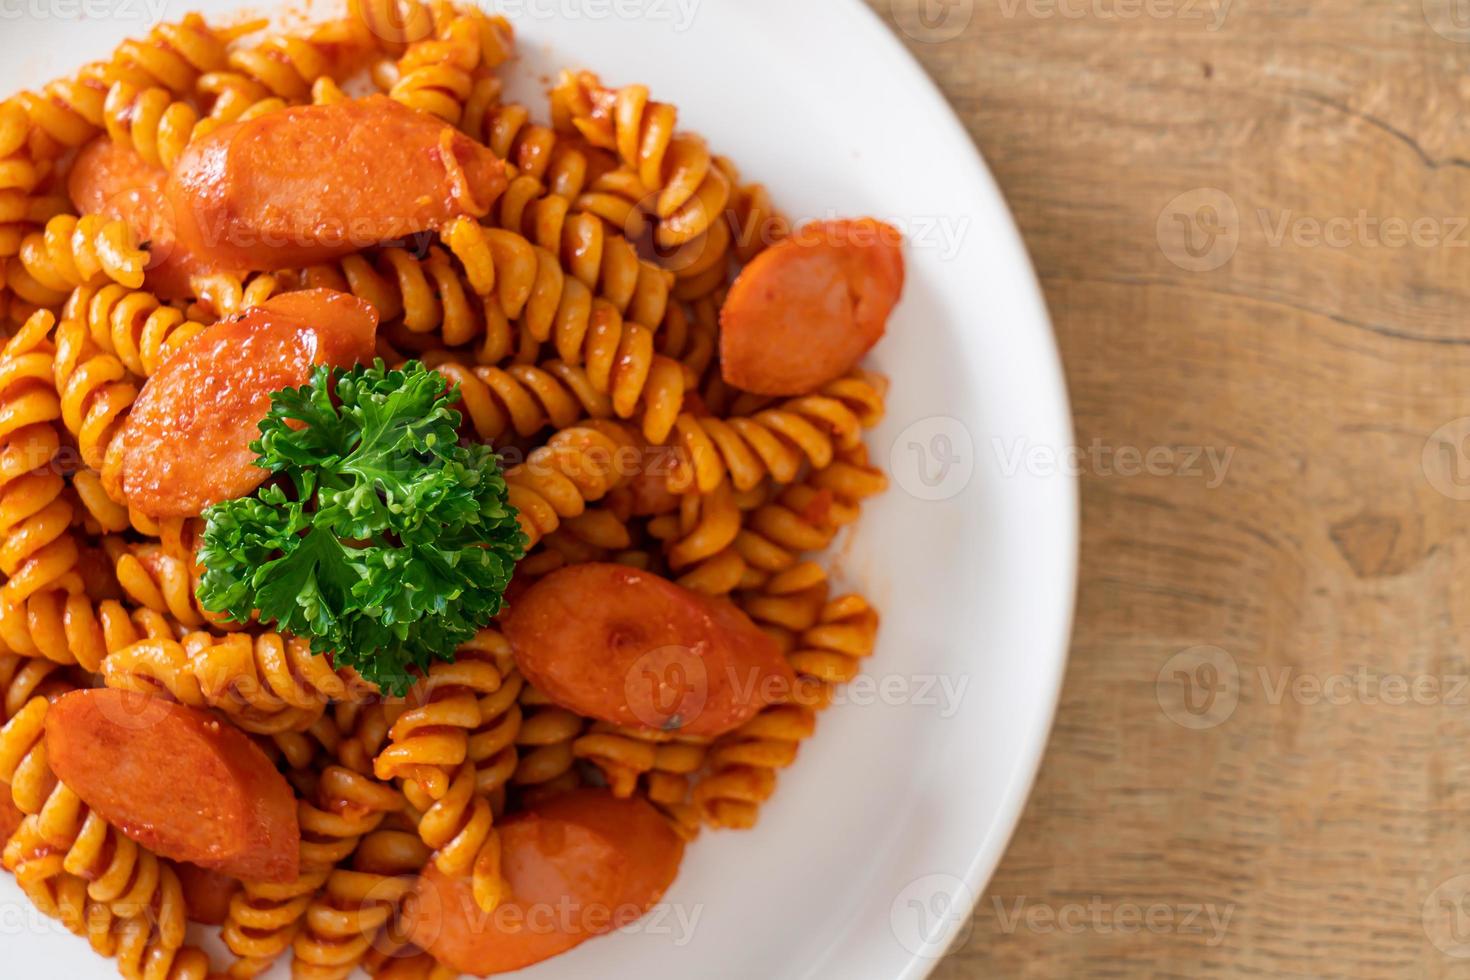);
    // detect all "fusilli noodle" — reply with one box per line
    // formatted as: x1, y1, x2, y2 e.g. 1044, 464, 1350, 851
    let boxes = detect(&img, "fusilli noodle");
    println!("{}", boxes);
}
0, 6, 896, 975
